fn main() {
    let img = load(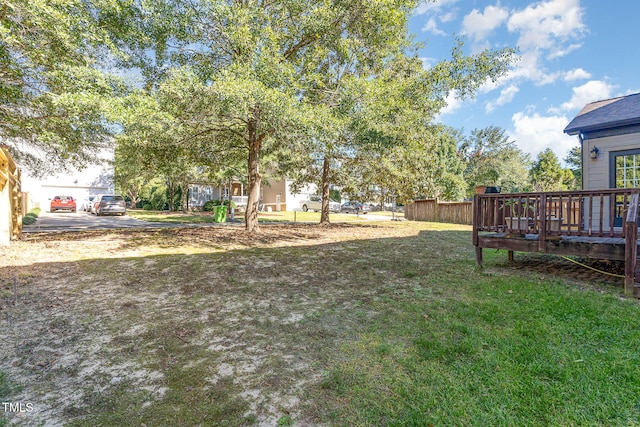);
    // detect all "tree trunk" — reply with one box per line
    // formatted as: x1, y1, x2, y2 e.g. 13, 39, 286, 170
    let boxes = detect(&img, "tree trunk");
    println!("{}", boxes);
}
245, 126, 263, 232
128, 190, 139, 209
167, 179, 175, 211
320, 156, 331, 225
181, 183, 189, 213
